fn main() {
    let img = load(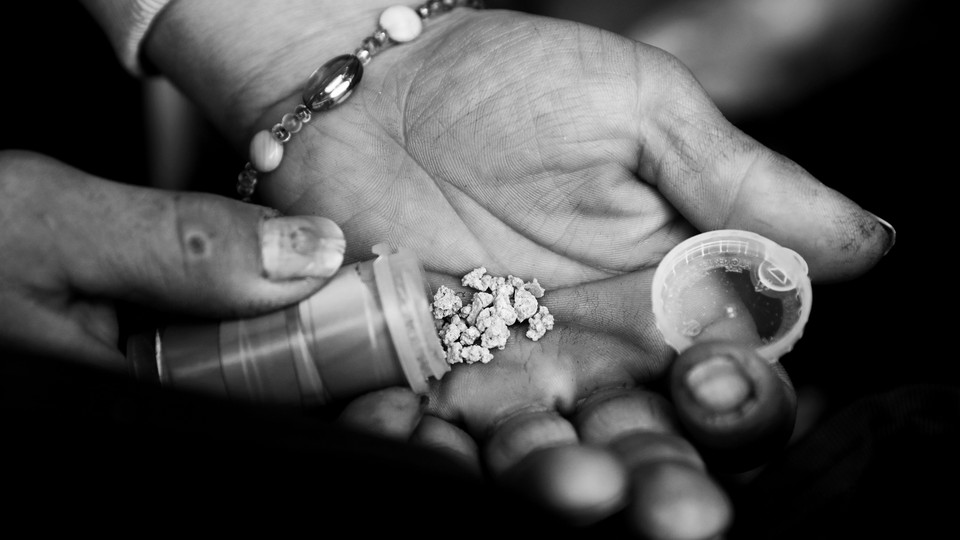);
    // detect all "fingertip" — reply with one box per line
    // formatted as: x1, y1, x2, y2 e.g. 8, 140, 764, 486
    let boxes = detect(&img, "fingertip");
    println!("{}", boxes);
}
337, 387, 424, 441
82, 187, 346, 318
670, 341, 796, 471
866, 210, 896, 258
410, 415, 483, 476
501, 445, 629, 527
260, 215, 345, 281
732, 156, 891, 283
484, 411, 578, 475
628, 461, 732, 540
787, 202, 891, 283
